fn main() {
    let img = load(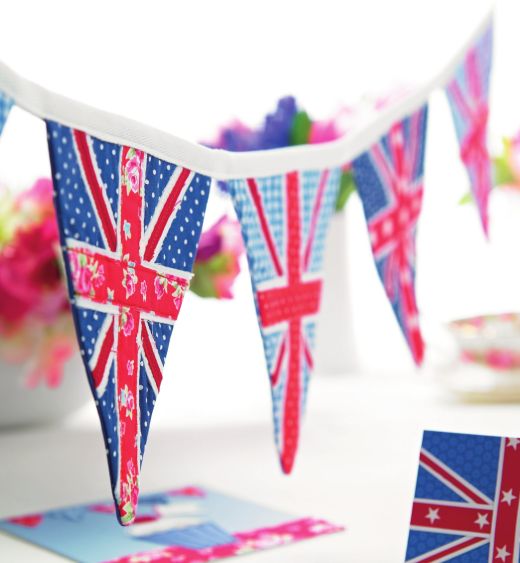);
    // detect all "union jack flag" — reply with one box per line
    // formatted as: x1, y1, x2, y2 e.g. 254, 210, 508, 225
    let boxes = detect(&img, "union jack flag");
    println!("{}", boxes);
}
228, 169, 340, 473
446, 23, 493, 235
406, 431, 520, 562
47, 122, 210, 525
352, 105, 428, 365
